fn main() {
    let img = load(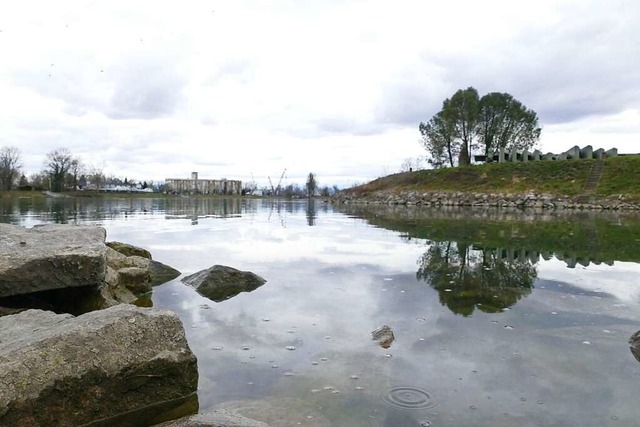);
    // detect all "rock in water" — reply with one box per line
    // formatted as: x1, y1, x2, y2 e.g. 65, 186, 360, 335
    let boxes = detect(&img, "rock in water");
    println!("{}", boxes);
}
156, 409, 271, 427
182, 265, 266, 302
150, 260, 182, 286
0, 224, 107, 298
372, 325, 395, 349
629, 330, 640, 363
0, 304, 198, 426
107, 241, 152, 259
